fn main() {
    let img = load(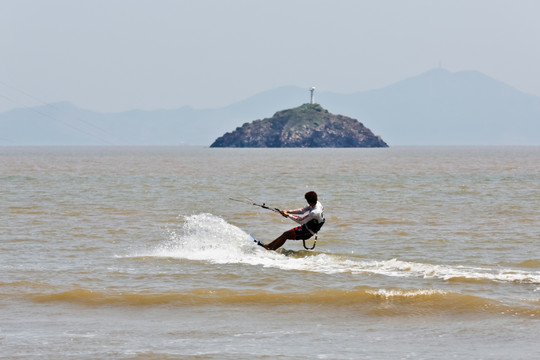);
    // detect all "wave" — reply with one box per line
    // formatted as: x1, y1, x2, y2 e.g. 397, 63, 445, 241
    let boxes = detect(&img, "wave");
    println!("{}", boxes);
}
130, 213, 540, 285
354, 259, 540, 284
500, 259, 540, 269
6, 286, 536, 317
